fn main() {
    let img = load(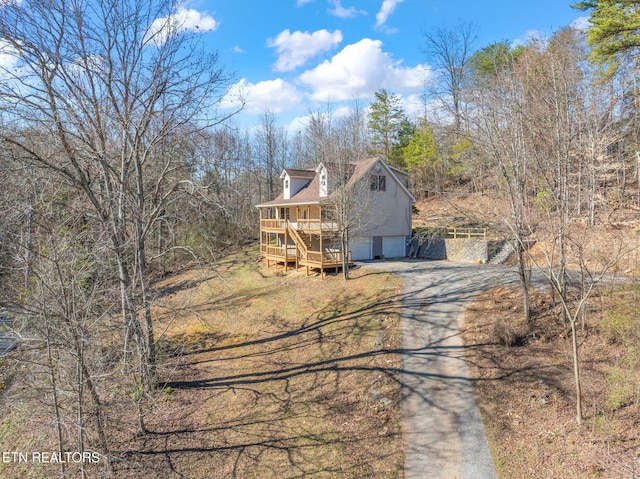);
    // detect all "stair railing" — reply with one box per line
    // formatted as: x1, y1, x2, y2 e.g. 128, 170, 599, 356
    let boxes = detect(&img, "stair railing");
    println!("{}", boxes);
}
286, 220, 308, 260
